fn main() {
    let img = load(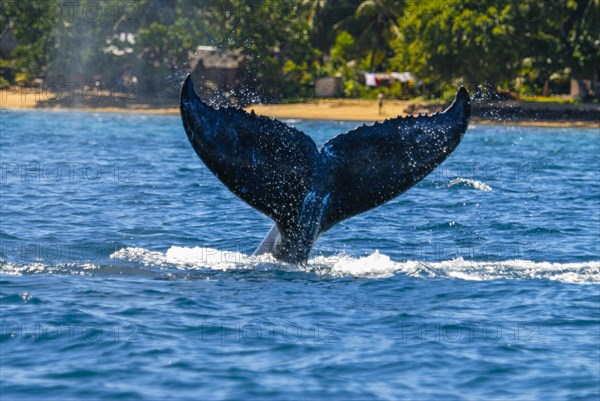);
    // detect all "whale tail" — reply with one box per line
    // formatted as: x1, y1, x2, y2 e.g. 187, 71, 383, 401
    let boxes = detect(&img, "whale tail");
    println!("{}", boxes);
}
180, 75, 471, 263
